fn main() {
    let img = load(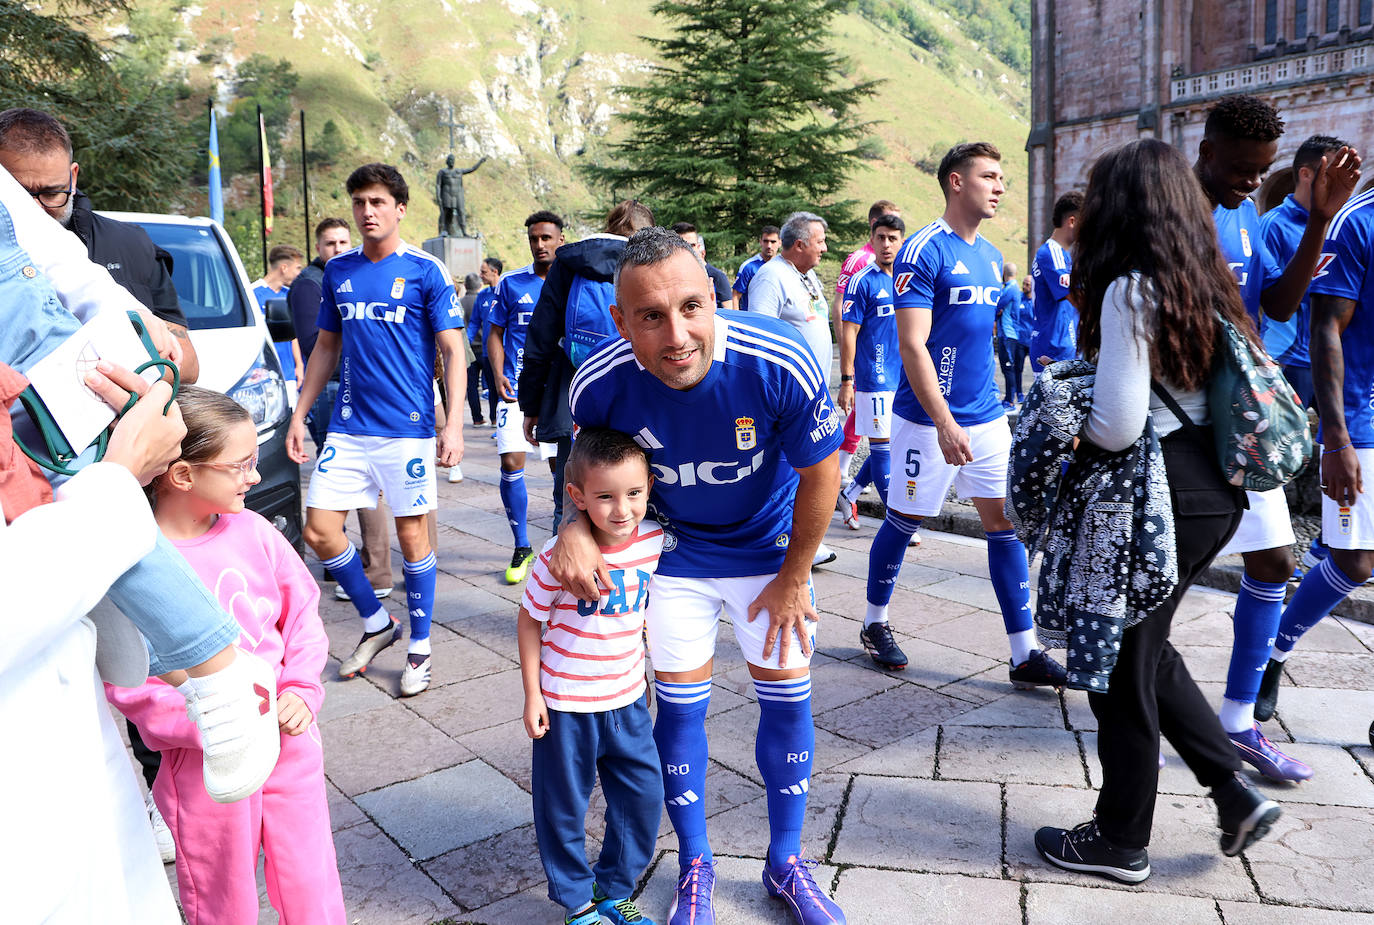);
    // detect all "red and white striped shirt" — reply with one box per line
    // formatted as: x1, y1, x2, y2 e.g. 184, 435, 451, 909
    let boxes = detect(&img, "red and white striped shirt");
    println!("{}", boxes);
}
522, 524, 663, 712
